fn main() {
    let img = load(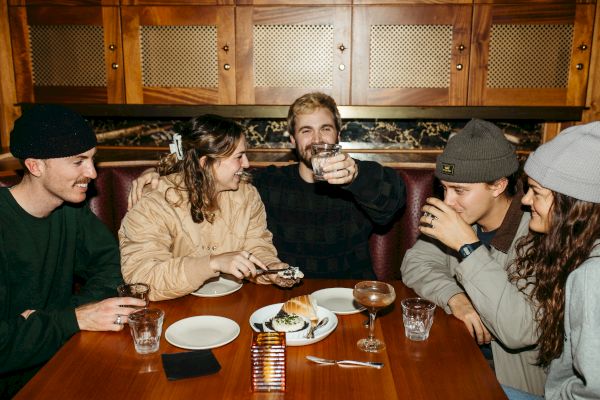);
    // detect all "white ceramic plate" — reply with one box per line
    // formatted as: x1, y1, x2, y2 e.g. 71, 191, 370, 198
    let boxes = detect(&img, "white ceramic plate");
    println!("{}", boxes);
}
165, 316, 240, 350
311, 287, 366, 315
249, 303, 338, 346
191, 275, 242, 297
